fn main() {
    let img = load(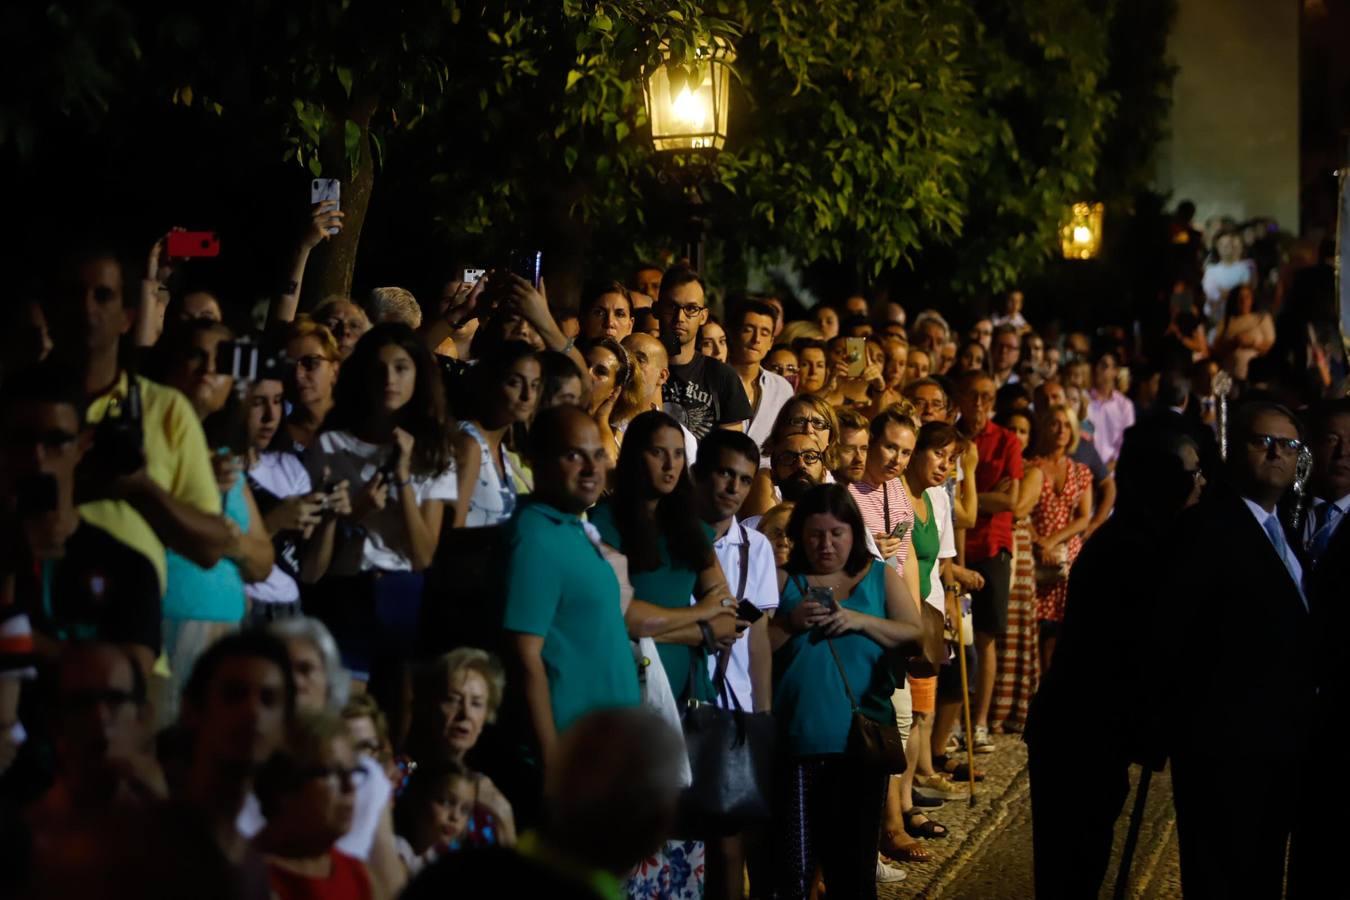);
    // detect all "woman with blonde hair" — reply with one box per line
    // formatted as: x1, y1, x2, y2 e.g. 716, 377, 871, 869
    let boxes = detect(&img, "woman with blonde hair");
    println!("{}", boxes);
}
743, 396, 840, 516
1027, 403, 1093, 671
